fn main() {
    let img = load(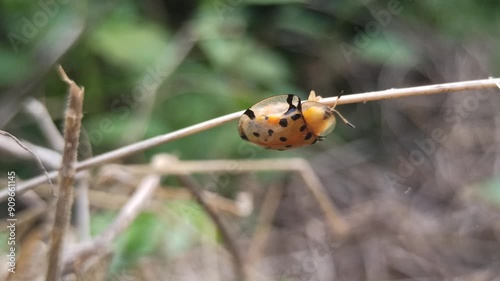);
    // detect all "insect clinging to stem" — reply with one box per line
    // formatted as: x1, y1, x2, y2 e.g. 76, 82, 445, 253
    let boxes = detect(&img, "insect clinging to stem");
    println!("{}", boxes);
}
238, 90, 354, 150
